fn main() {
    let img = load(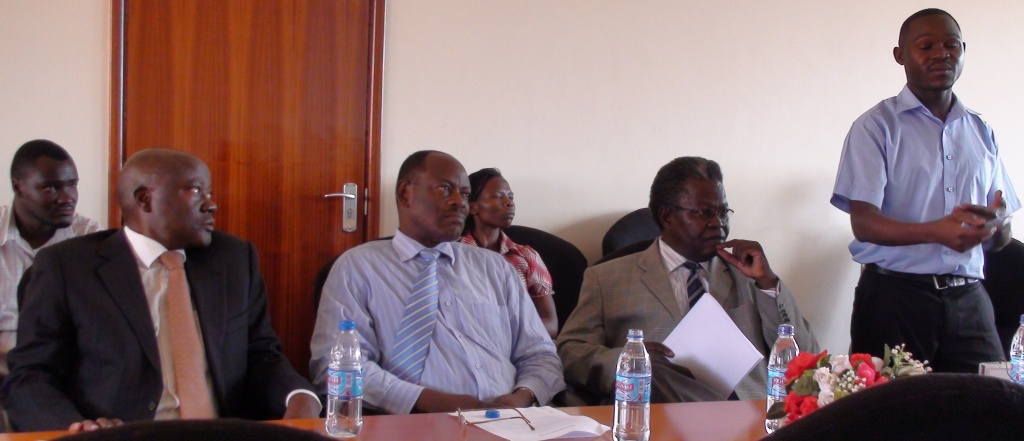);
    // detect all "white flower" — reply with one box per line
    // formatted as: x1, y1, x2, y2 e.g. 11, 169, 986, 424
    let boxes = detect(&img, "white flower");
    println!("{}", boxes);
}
872, 357, 884, 372
817, 388, 835, 407
813, 367, 834, 391
830, 355, 852, 373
